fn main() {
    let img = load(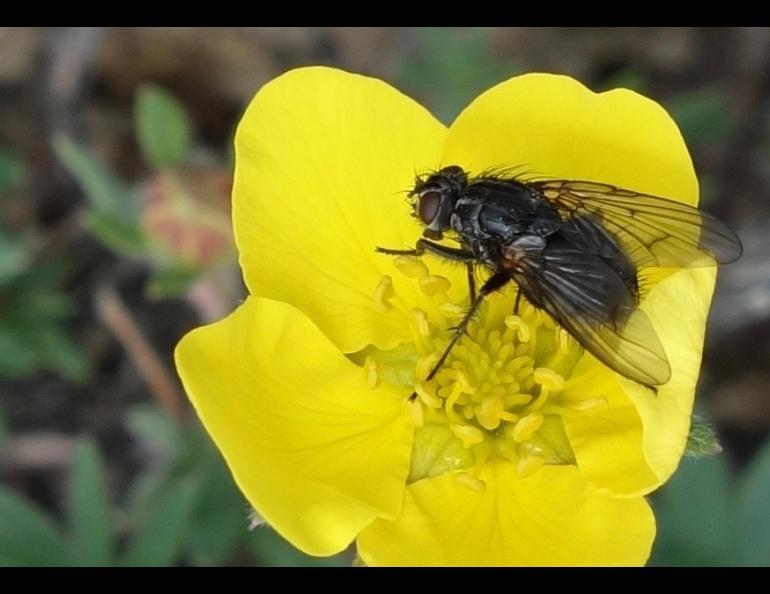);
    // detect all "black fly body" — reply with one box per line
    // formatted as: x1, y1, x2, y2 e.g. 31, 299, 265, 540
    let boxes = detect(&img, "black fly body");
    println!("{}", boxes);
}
377, 165, 742, 391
